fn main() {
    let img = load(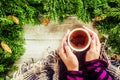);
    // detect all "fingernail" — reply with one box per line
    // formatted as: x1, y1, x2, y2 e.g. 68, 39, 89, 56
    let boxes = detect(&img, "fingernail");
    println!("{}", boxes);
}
67, 29, 70, 33
92, 35, 95, 40
64, 41, 67, 46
